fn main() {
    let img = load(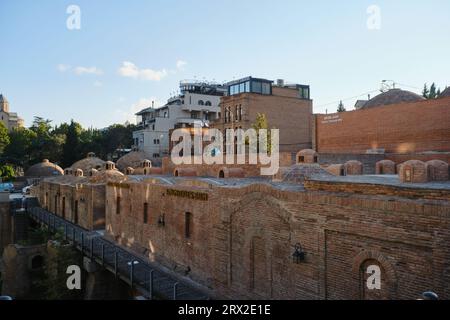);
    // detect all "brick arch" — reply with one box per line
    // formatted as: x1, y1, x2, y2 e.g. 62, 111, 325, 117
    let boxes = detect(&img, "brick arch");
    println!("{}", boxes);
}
351, 250, 398, 299
227, 191, 293, 299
